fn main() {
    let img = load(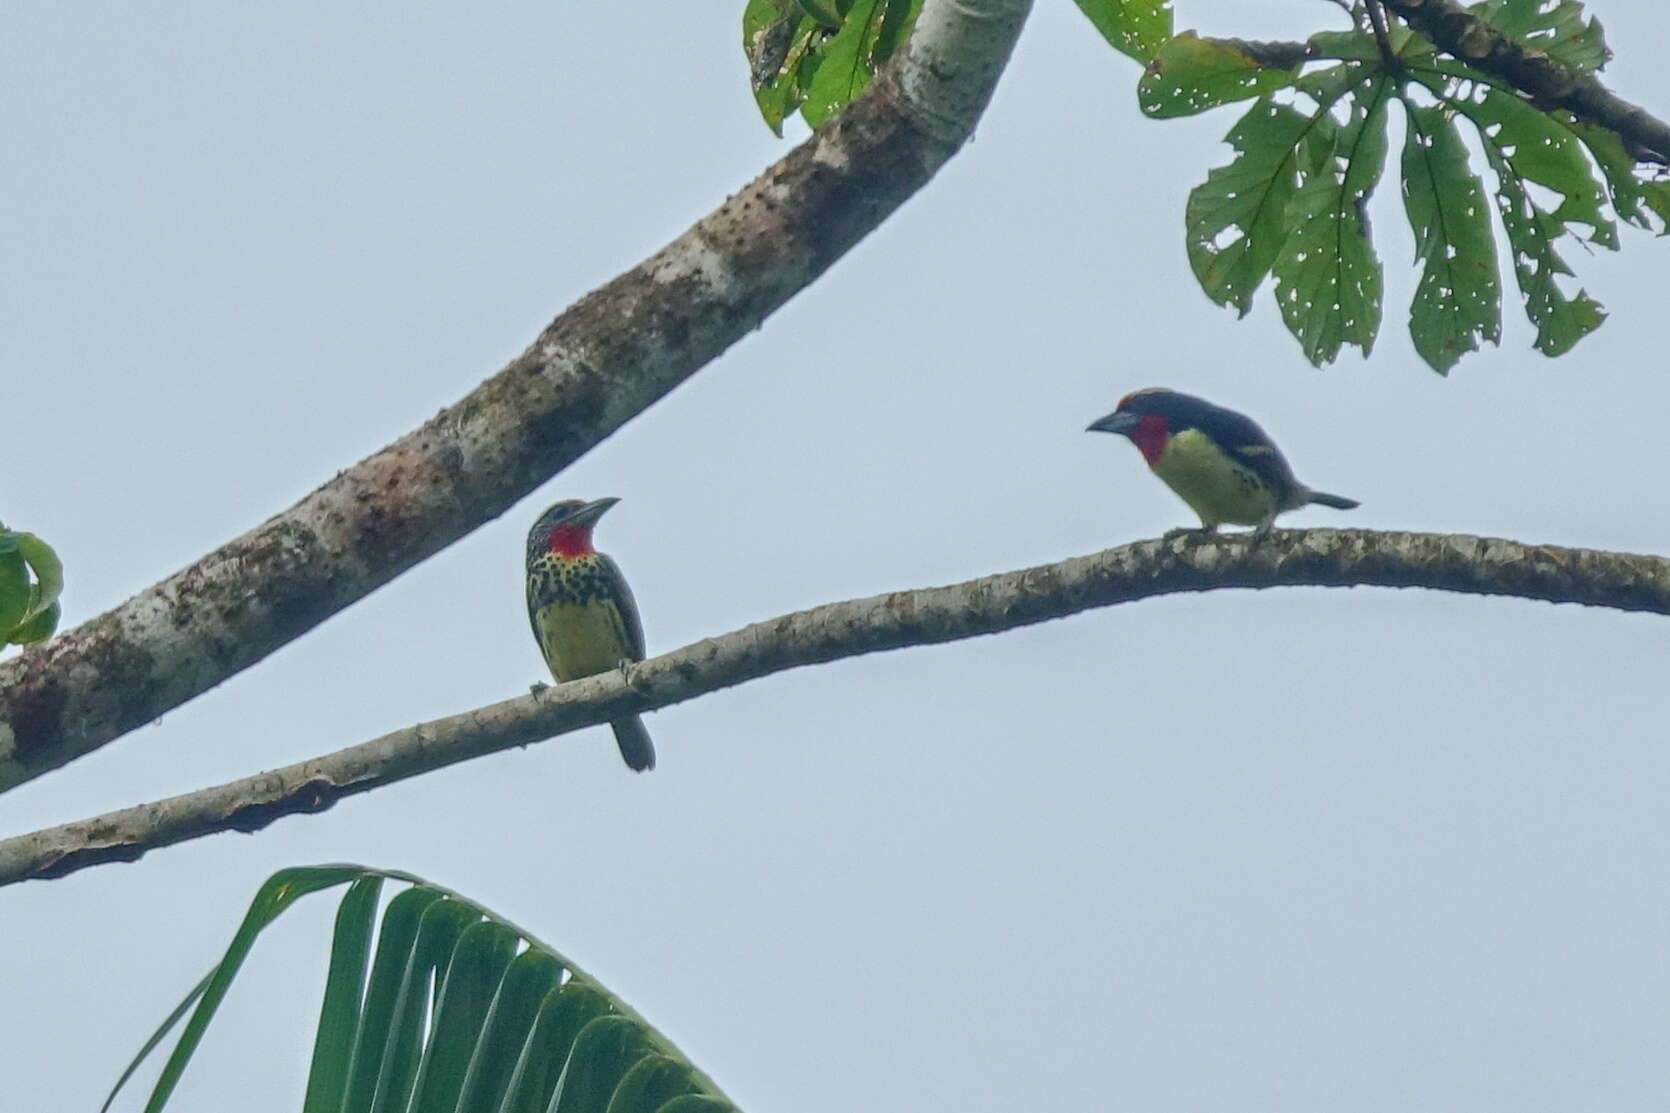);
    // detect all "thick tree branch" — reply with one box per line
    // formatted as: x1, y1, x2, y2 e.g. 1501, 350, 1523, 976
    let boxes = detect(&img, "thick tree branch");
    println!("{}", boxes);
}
4, 526, 1666, 887
0, 0, 1034, 795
